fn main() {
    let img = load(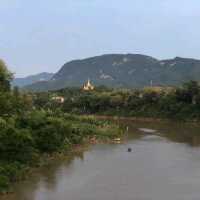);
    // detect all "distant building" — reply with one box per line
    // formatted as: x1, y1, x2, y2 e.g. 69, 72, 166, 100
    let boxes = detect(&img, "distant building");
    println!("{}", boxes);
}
83, 79, 95, 91
51, 96, 65, 103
